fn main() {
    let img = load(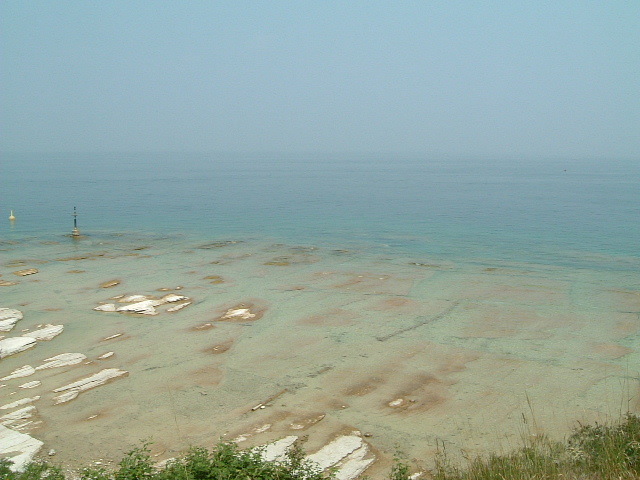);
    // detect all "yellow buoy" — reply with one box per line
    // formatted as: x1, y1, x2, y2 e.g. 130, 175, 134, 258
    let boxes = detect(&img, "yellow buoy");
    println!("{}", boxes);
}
9, 210, 15, 221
